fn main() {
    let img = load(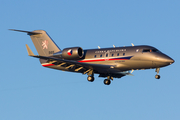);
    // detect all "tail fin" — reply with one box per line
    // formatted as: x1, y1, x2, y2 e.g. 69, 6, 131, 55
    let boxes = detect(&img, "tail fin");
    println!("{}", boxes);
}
29, 30, 60, 56
10, 29, 61, 56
